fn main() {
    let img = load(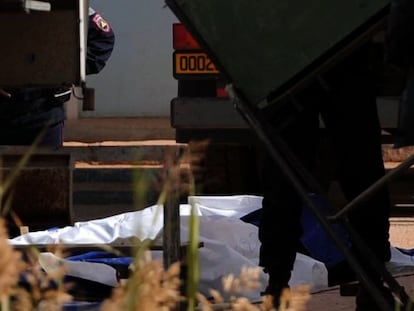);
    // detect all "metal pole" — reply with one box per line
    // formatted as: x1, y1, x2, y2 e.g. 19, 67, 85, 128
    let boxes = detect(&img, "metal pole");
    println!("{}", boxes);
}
330, 153, 414, 221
